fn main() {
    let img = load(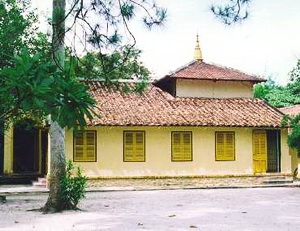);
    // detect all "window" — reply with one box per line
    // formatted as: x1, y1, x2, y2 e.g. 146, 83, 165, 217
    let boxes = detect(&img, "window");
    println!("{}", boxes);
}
73, 131, 96, 162
215, 132, 235, 161
123, 131, 145, 162
171, 131, 192, 161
